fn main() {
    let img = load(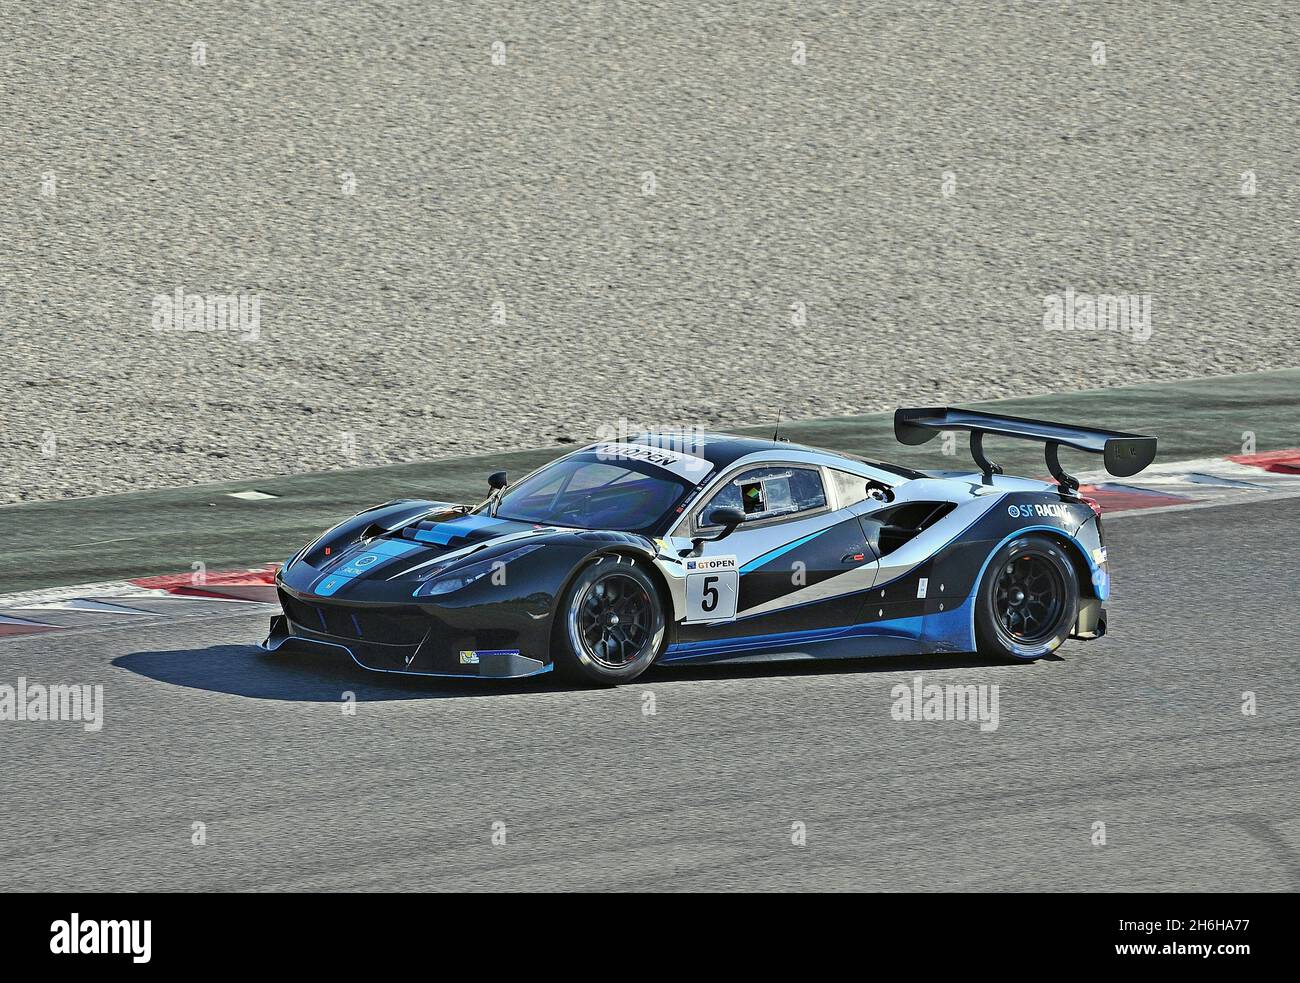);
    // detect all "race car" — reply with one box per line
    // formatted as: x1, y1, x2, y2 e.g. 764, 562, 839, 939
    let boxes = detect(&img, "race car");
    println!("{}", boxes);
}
263, 409, 1156, 684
